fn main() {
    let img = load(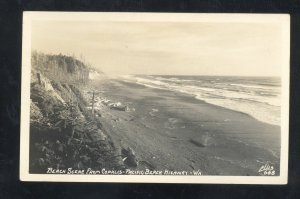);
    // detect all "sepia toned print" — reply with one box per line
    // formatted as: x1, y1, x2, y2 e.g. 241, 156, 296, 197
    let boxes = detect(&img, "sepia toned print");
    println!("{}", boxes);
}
20, 12, 289, 184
